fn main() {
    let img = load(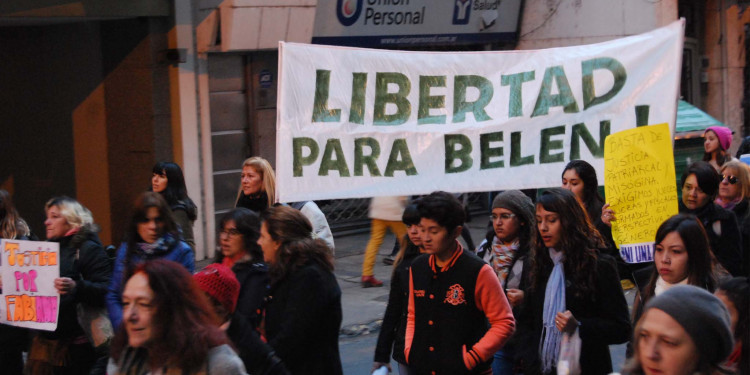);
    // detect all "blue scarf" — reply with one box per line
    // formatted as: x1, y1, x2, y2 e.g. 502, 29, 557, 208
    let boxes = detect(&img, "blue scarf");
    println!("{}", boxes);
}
540, 248, 565, 373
